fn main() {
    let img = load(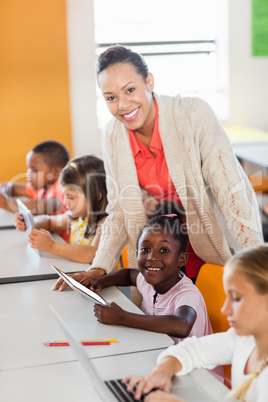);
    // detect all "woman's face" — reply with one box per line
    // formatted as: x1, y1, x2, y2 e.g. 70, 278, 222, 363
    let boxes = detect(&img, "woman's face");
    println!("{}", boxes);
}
221, 265, 268, 337
98, 62, 156, 132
